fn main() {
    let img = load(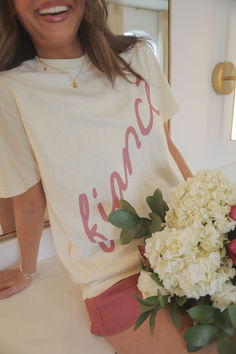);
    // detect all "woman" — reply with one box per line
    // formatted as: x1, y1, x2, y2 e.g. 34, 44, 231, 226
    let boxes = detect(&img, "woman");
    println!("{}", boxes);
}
0, 1, 217, 353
